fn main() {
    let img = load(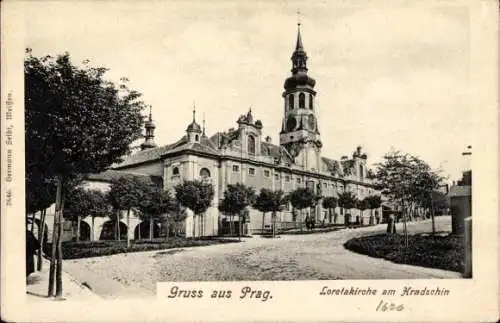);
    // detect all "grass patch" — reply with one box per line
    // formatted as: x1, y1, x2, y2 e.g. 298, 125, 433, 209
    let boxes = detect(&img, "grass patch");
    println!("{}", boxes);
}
343, 233, 464, 273
45, 237, 240, 260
